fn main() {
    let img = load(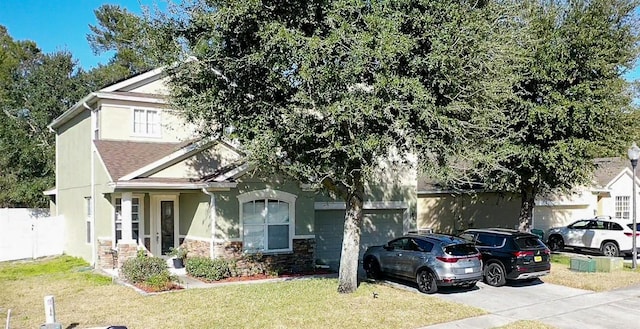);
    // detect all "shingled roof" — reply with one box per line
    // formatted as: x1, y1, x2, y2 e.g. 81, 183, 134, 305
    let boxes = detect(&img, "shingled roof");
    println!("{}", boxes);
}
417, 157, 631, 193
592, 157, 630, 188
94, 140, 192, 181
